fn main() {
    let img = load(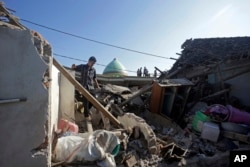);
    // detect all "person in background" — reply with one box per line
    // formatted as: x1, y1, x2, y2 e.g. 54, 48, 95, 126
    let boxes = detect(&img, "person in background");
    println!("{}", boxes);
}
137, 68, 140, 77
72, 56, 100, 121
137, 67, 142, 77
144, 67, 149, 77
154, 69, 157, 78
143, 67, 146, 77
